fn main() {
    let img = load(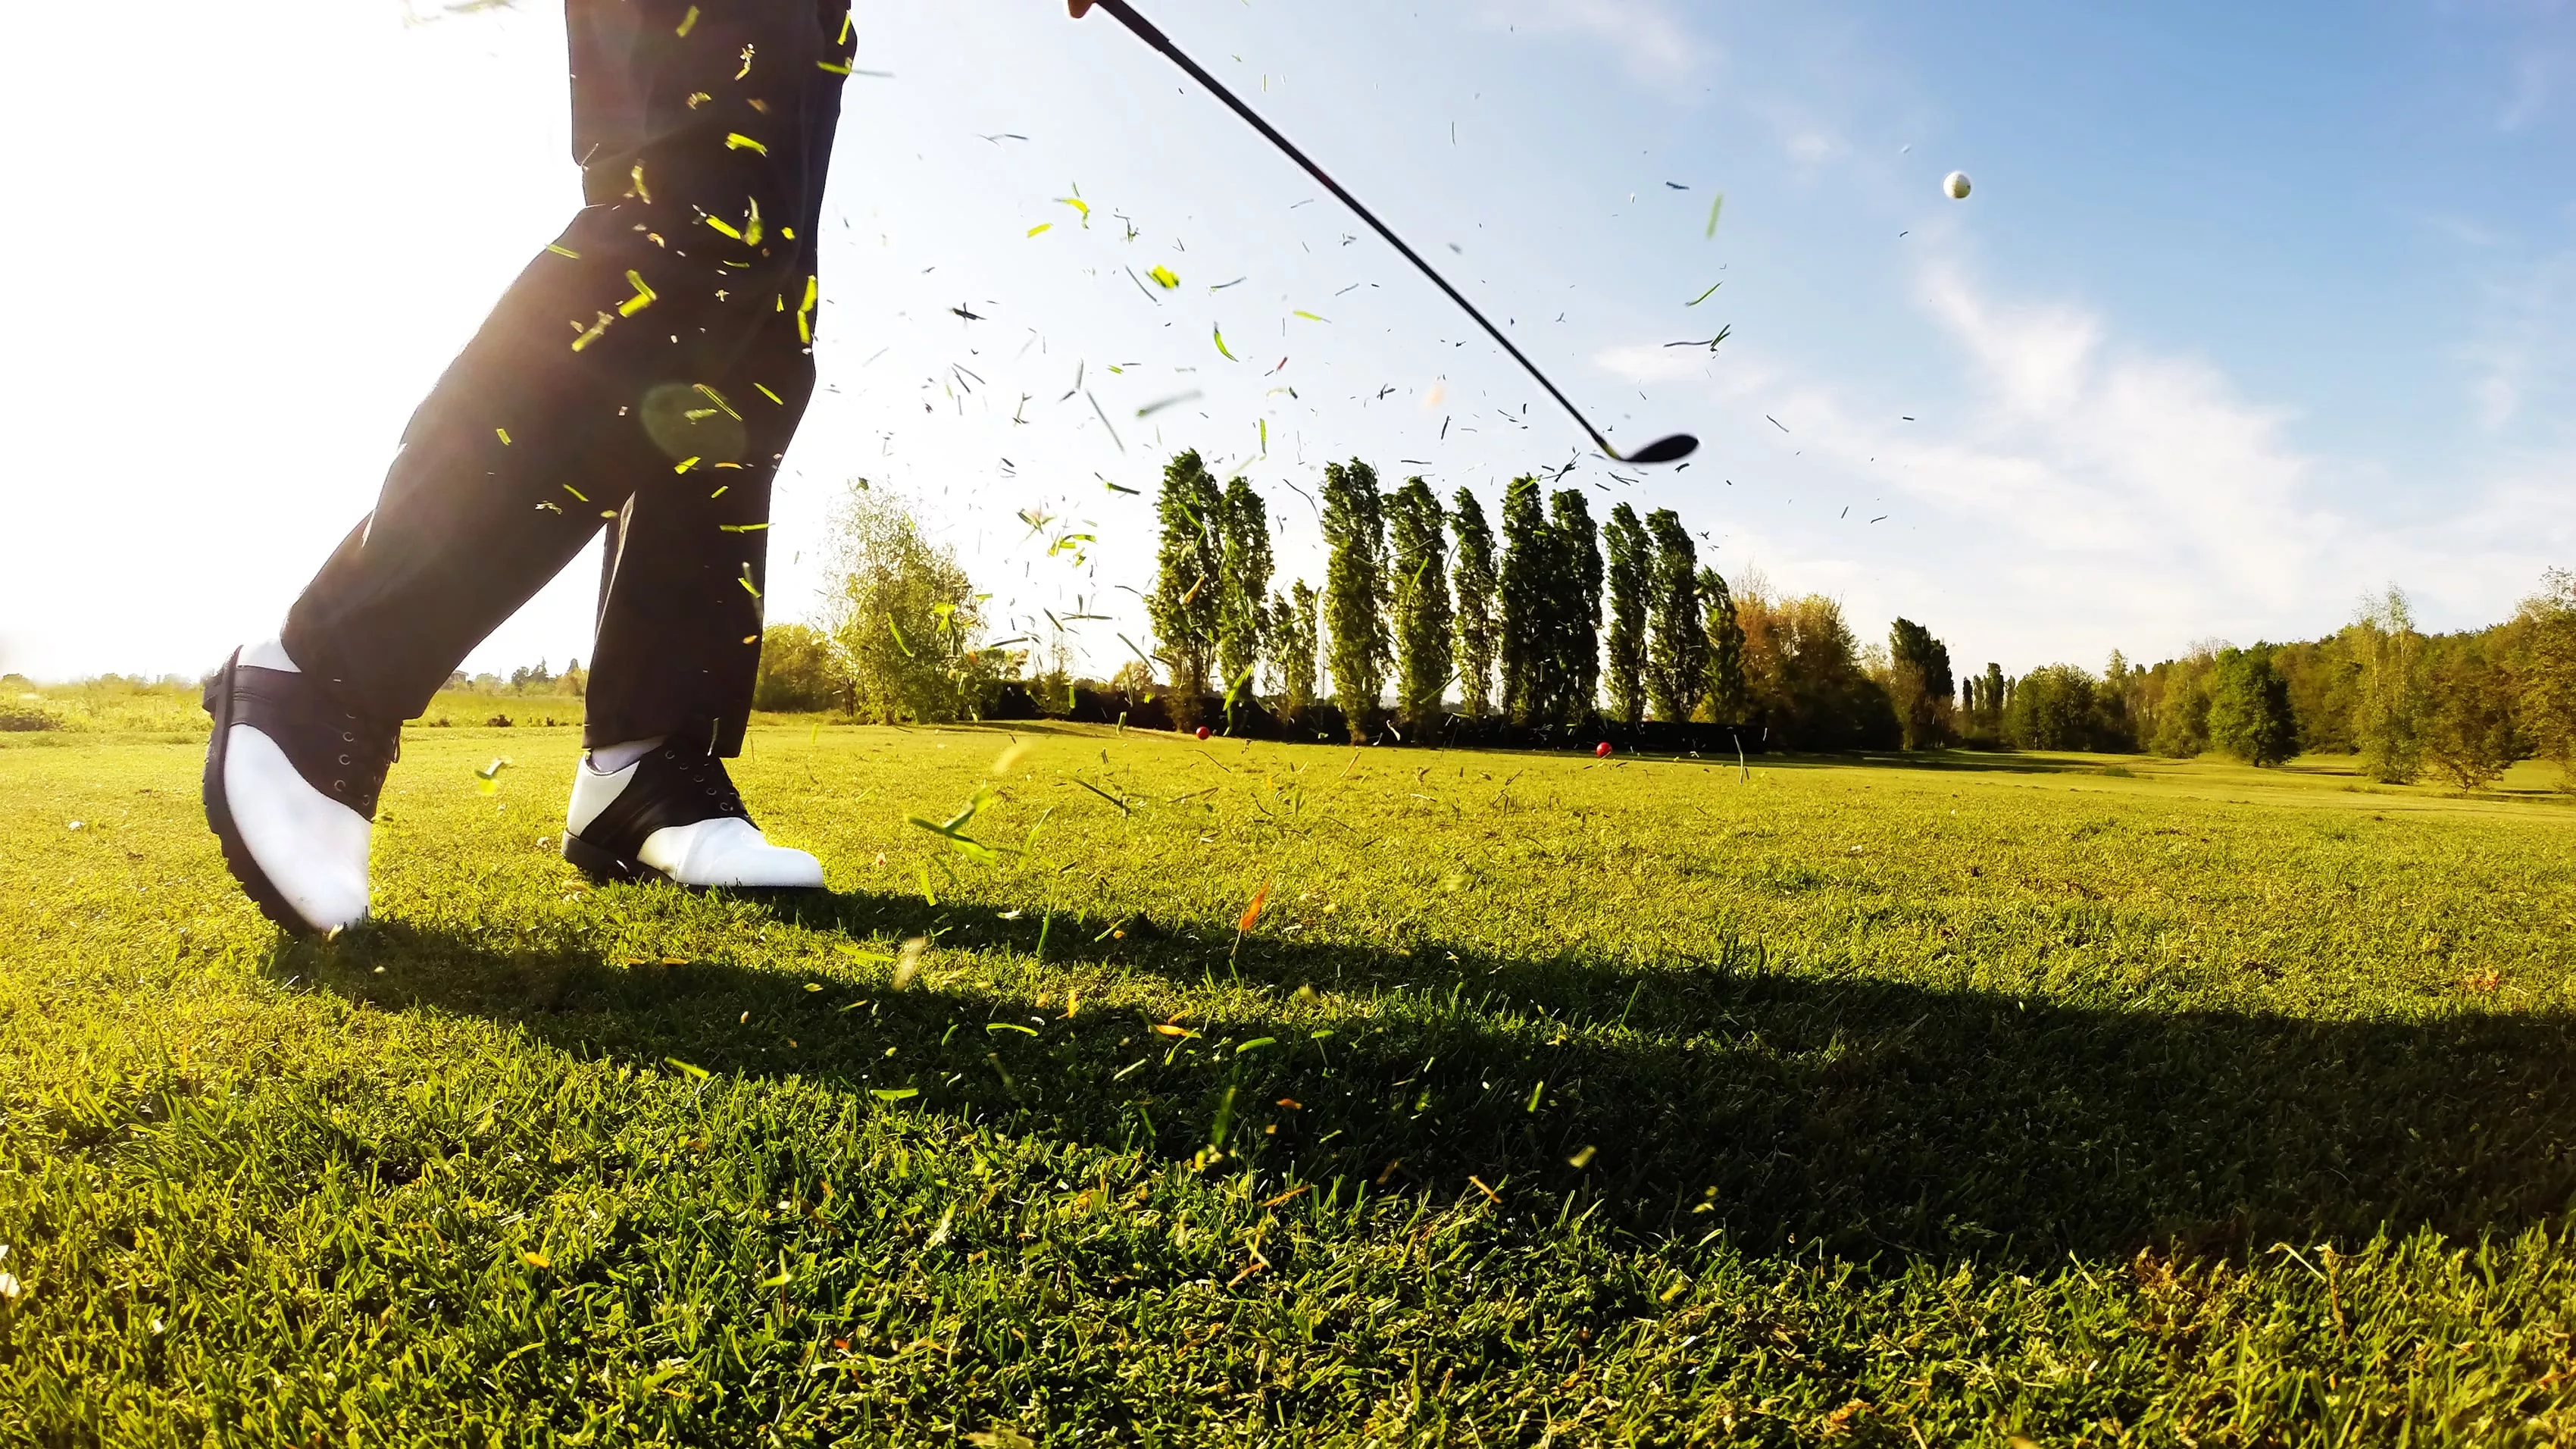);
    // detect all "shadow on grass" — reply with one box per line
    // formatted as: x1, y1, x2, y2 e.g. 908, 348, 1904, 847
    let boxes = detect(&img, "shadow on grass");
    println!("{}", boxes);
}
305, 887, 2576, 1269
